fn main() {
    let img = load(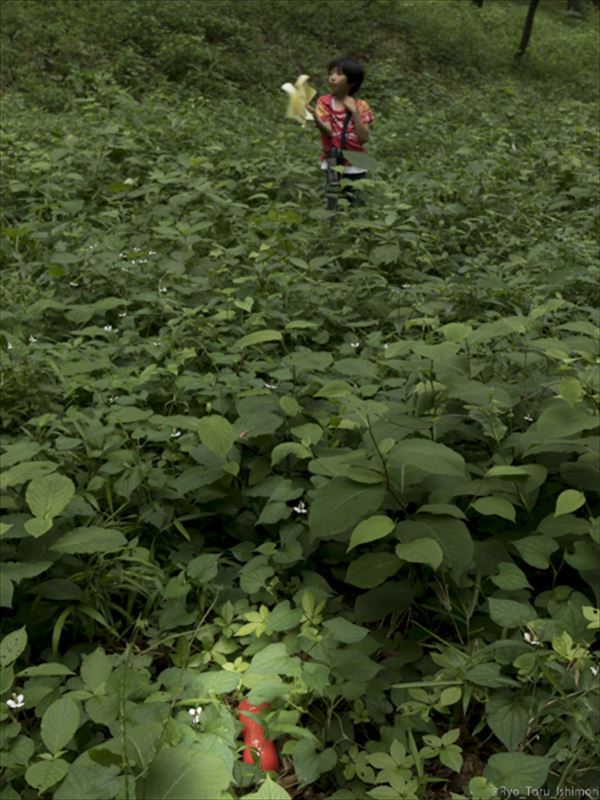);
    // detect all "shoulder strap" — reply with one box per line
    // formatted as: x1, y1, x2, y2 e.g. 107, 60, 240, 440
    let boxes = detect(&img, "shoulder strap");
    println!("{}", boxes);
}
340, 110, 352, 150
